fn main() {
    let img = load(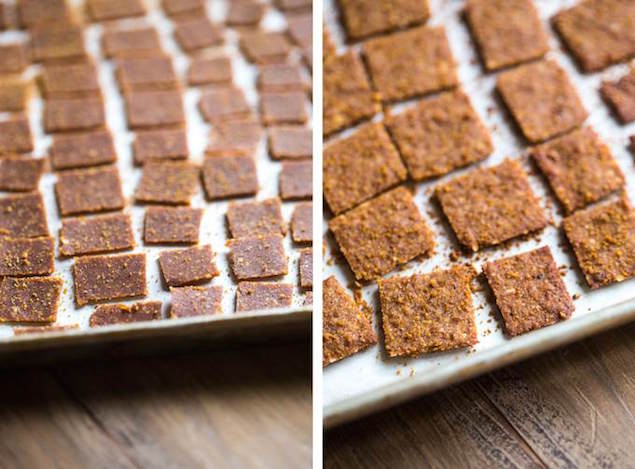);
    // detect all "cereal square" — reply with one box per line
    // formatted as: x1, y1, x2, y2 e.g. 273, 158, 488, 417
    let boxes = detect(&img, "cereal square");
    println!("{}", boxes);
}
90, 302, 162, 327
484, 246, 574, 336
187, 56, 233, 86
169, 285, 223, 318
227, 198, 285, 239
329, 186, 435, 281
563, 196, 634, 289
291, 202, 312, 243
465, 0, 549, 71
497, 59, 587, 143
235, 281, 293, 312
299, 248, 312, 288
0, 193, 49, 238
199, 87, 252, 123
530, 128, 624, 214
339, 0, 429, 40
59, 213, 135, 257
124, 89, 185, 129
260, 65, 308, 95
0, 157, 44, 191
17, 0, 71, 28
240, 31, 291, 64
133, 128, 188, 166
205, 121, 262, 156
601, 67, 635, 124
174, 18, 224, 52
102, 27, 162, 59
260, 92, 308, 125
159, 245, 219, 287
378, 265, 477, 357
0, 237, 54, 277
286, 12, 311, 49
436, 159, 546, 251
162, 0, 204, 19
268, 126, 311, 160
280, 160, 312, 200
553, 0, 635, 72
44, 96, 105, 133
73, 253, 147, 306
363, 26, 457, 103
386, 90, 492, 181
323, 123, 406, 214
87, 0, 146, 22
0, 117, 33, 155
50, 130, 117, 170
135, 161, 199, 205
227, 0, 265, 27
0, 277, 63, 323
55, 165, 125, 216
41, 62, 100, 98
30, 25, 86, 63
229, 234, 287, 280
0, 43, 29, 74
0, 80, 28, 112
323, 276, 376, 366
144, 206, 202, 245
117, 56, 178, 92
202, 155, 258, 200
